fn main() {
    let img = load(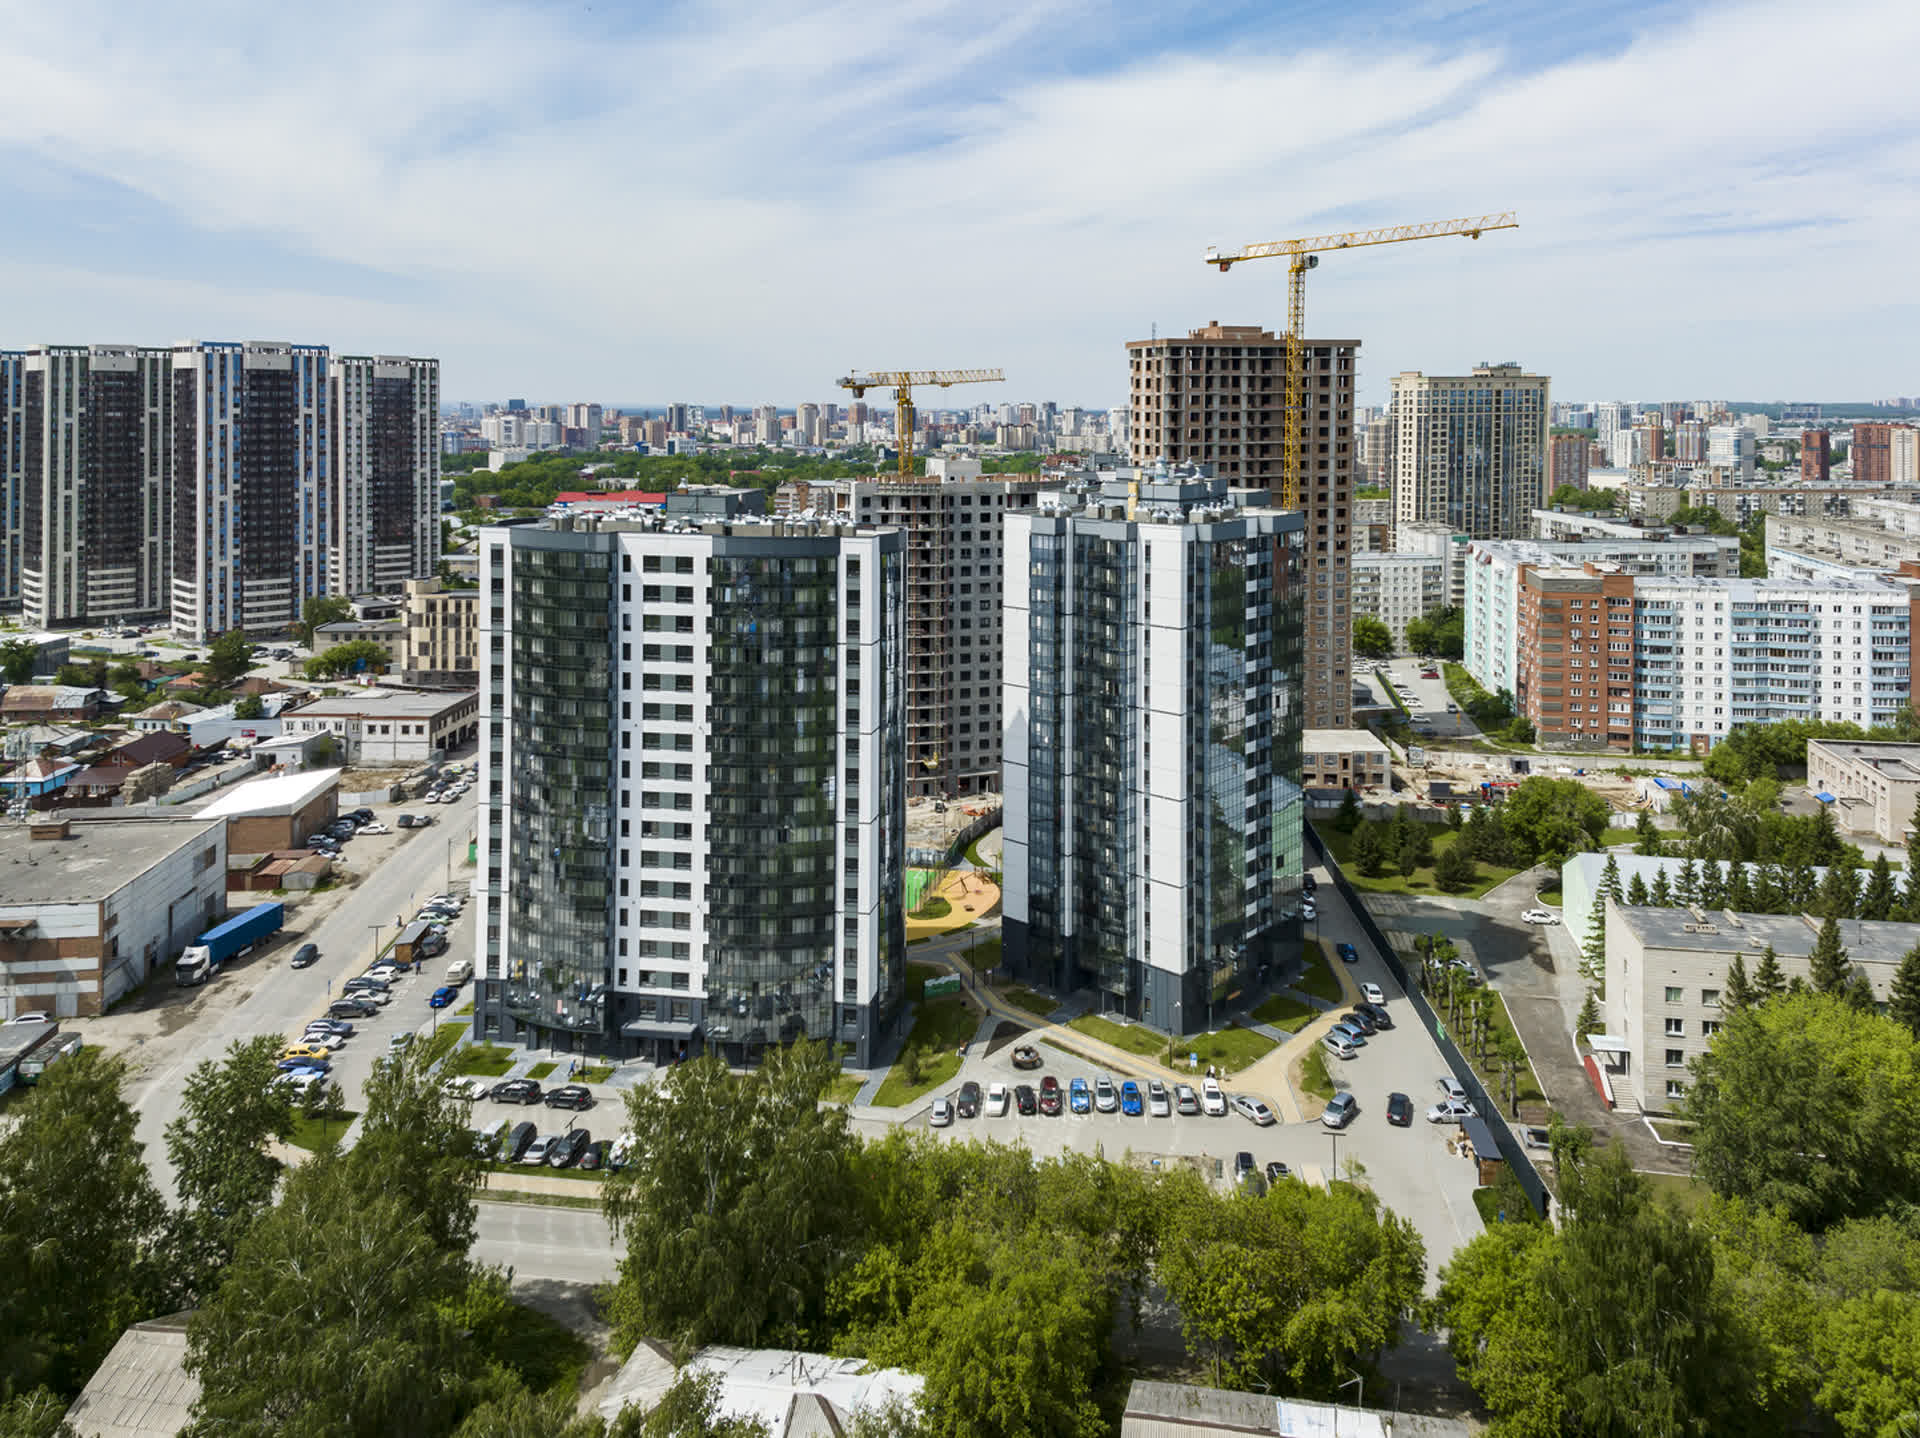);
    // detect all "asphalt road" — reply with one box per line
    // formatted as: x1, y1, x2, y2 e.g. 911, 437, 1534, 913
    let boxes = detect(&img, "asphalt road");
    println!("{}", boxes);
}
126, 792, 478, 1198
475, 1201, 617, 1284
